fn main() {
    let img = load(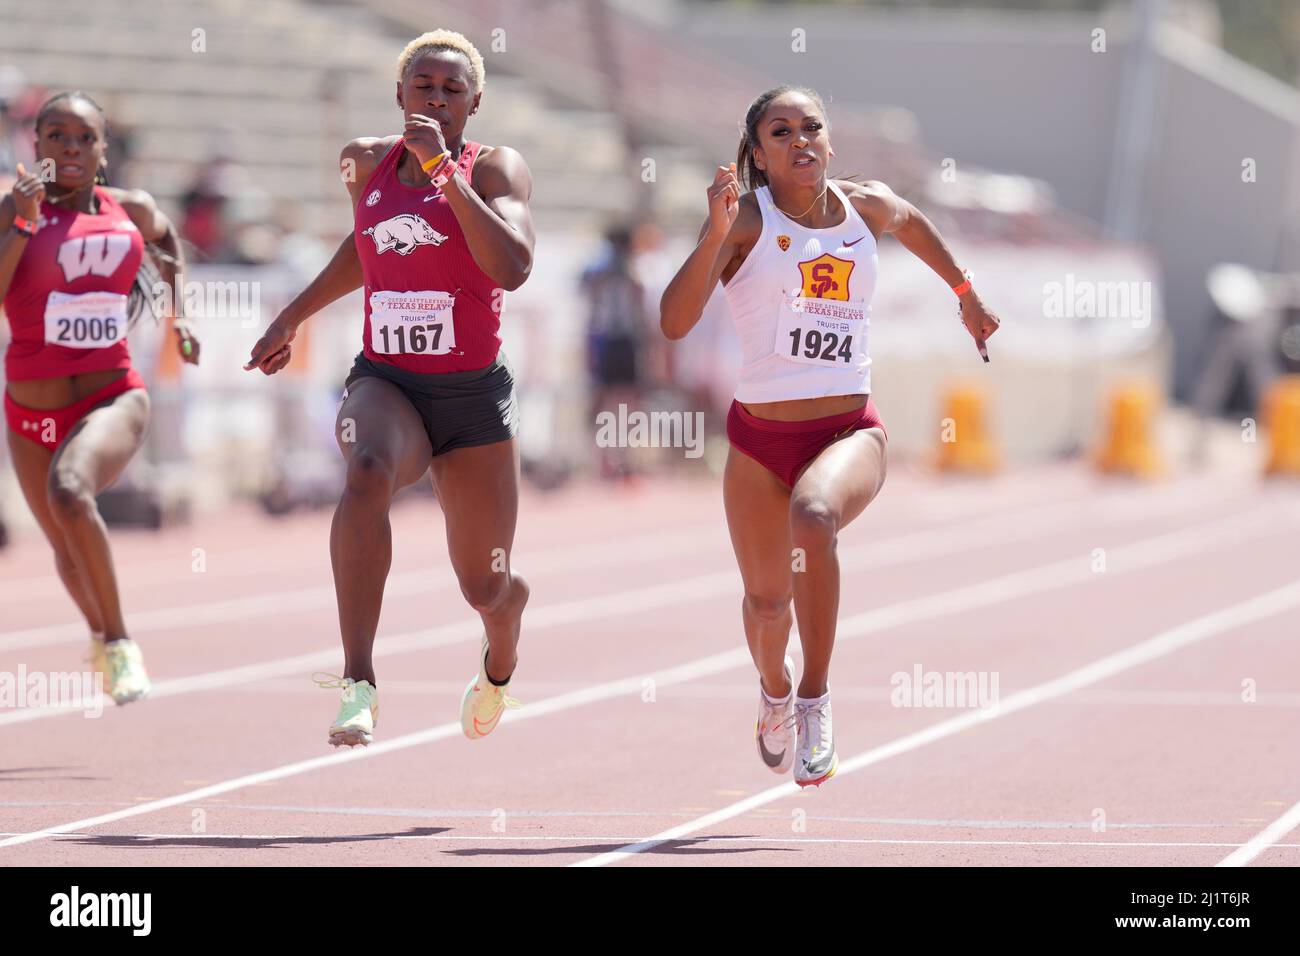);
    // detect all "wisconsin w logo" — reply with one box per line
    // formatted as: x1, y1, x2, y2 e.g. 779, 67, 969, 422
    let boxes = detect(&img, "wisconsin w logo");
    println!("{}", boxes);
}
57, 234, 133, 282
